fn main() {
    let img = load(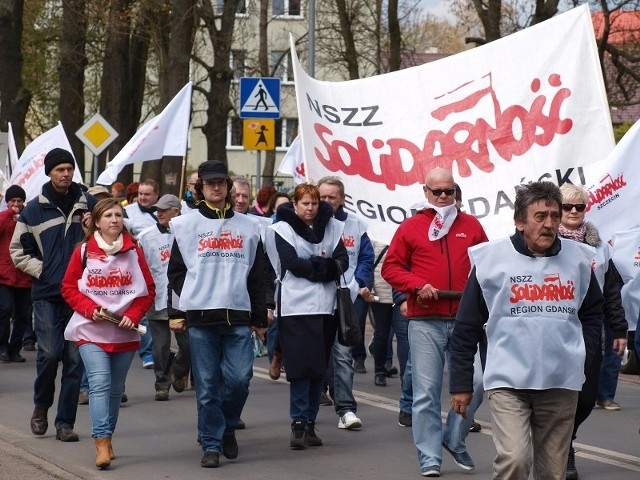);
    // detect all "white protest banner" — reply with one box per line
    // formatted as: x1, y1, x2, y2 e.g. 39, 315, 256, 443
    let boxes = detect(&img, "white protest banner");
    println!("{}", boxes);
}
97, 82, 192, 185
583, 119, 640, 241
290, 5, 614, 244
6, 122, 18, 177
10, 122, 83, 200
277, 135, 306, 184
